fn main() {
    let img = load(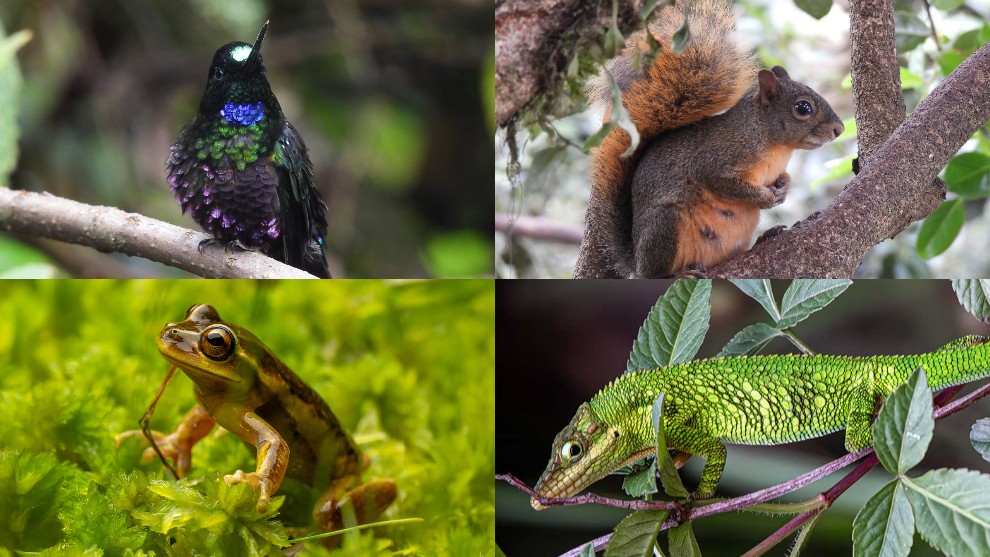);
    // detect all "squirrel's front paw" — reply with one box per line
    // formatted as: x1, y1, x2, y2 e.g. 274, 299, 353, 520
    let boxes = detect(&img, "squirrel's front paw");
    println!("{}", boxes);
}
768, 173, 790, 206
